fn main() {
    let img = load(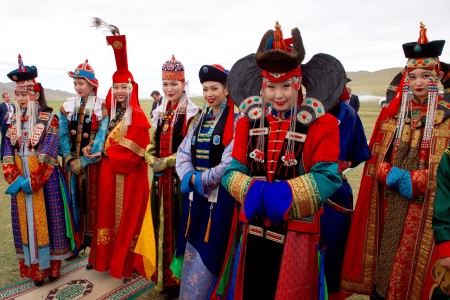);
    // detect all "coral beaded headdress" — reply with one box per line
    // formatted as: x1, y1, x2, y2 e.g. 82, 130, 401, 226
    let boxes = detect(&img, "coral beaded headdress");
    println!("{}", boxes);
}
395, 22, 445, 148
7, 55, 41, 146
